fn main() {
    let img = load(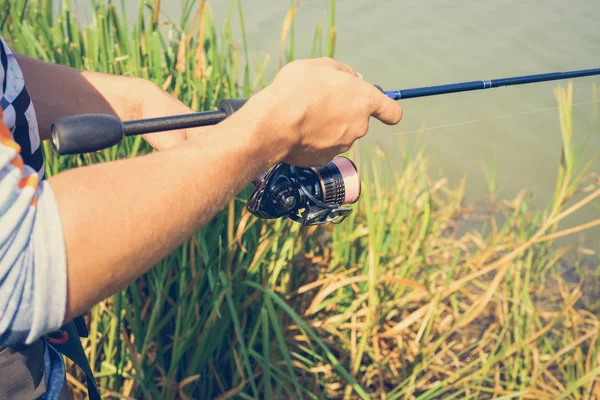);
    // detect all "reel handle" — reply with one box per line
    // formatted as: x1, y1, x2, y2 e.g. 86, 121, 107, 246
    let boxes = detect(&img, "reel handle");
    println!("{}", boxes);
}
50, 99, 247, 155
